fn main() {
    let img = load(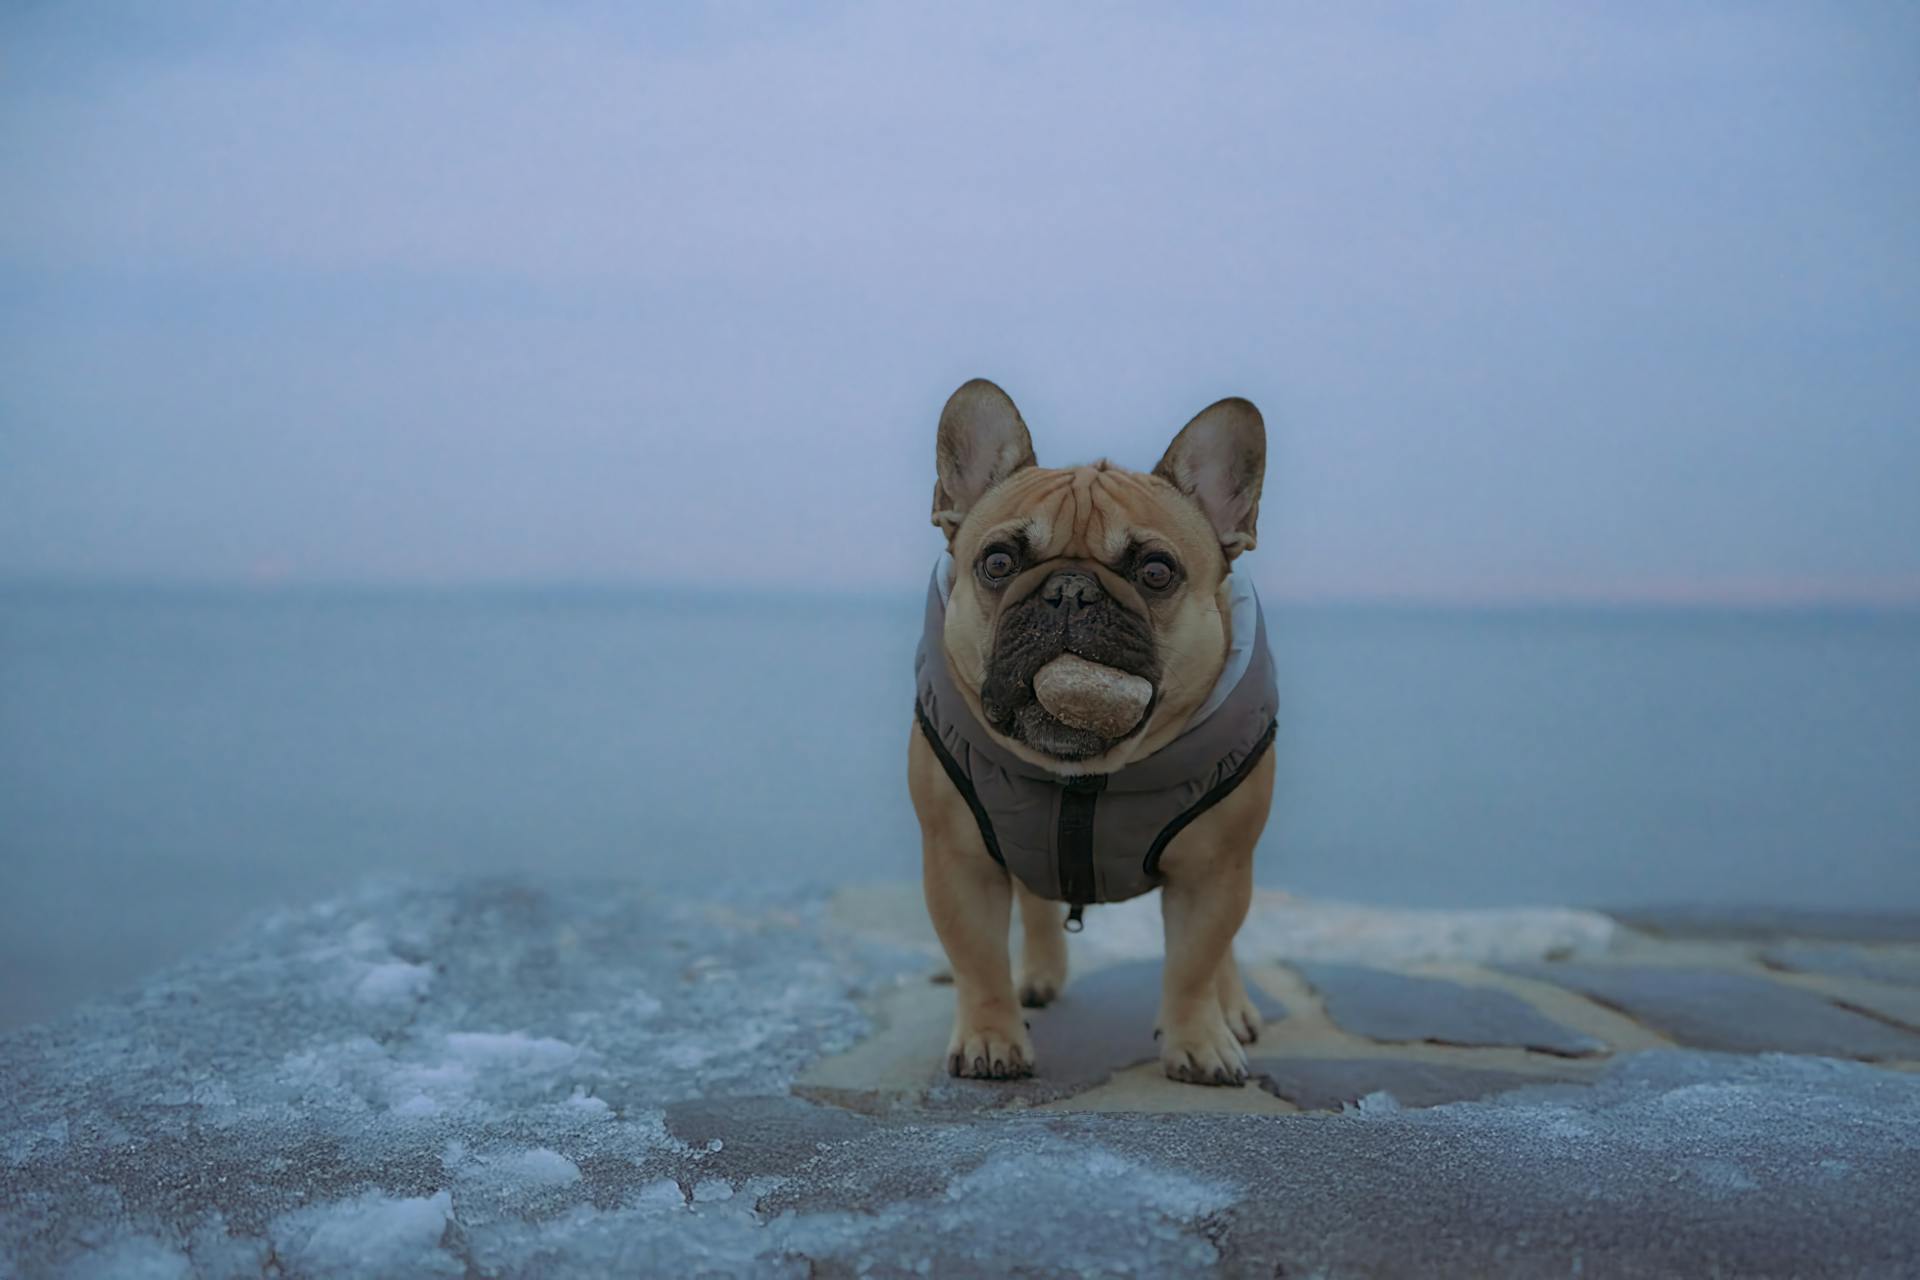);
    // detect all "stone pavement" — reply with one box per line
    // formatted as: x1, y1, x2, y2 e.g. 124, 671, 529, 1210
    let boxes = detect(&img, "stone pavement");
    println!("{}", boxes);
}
4, 878, 1919, 1278
801, 885, 1920, 1119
